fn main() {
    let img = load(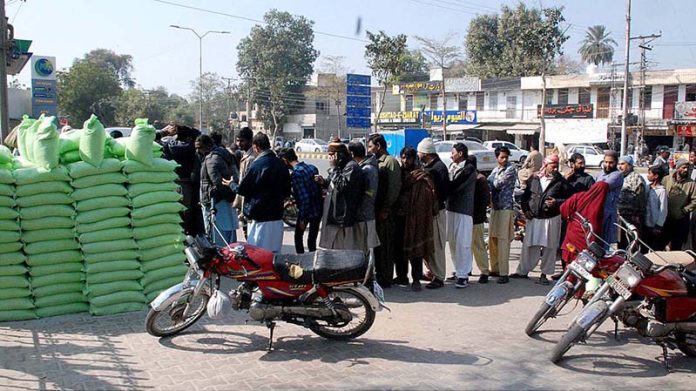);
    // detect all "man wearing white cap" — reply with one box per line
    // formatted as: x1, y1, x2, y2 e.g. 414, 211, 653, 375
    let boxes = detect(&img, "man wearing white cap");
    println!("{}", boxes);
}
417, 137, 450, 289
